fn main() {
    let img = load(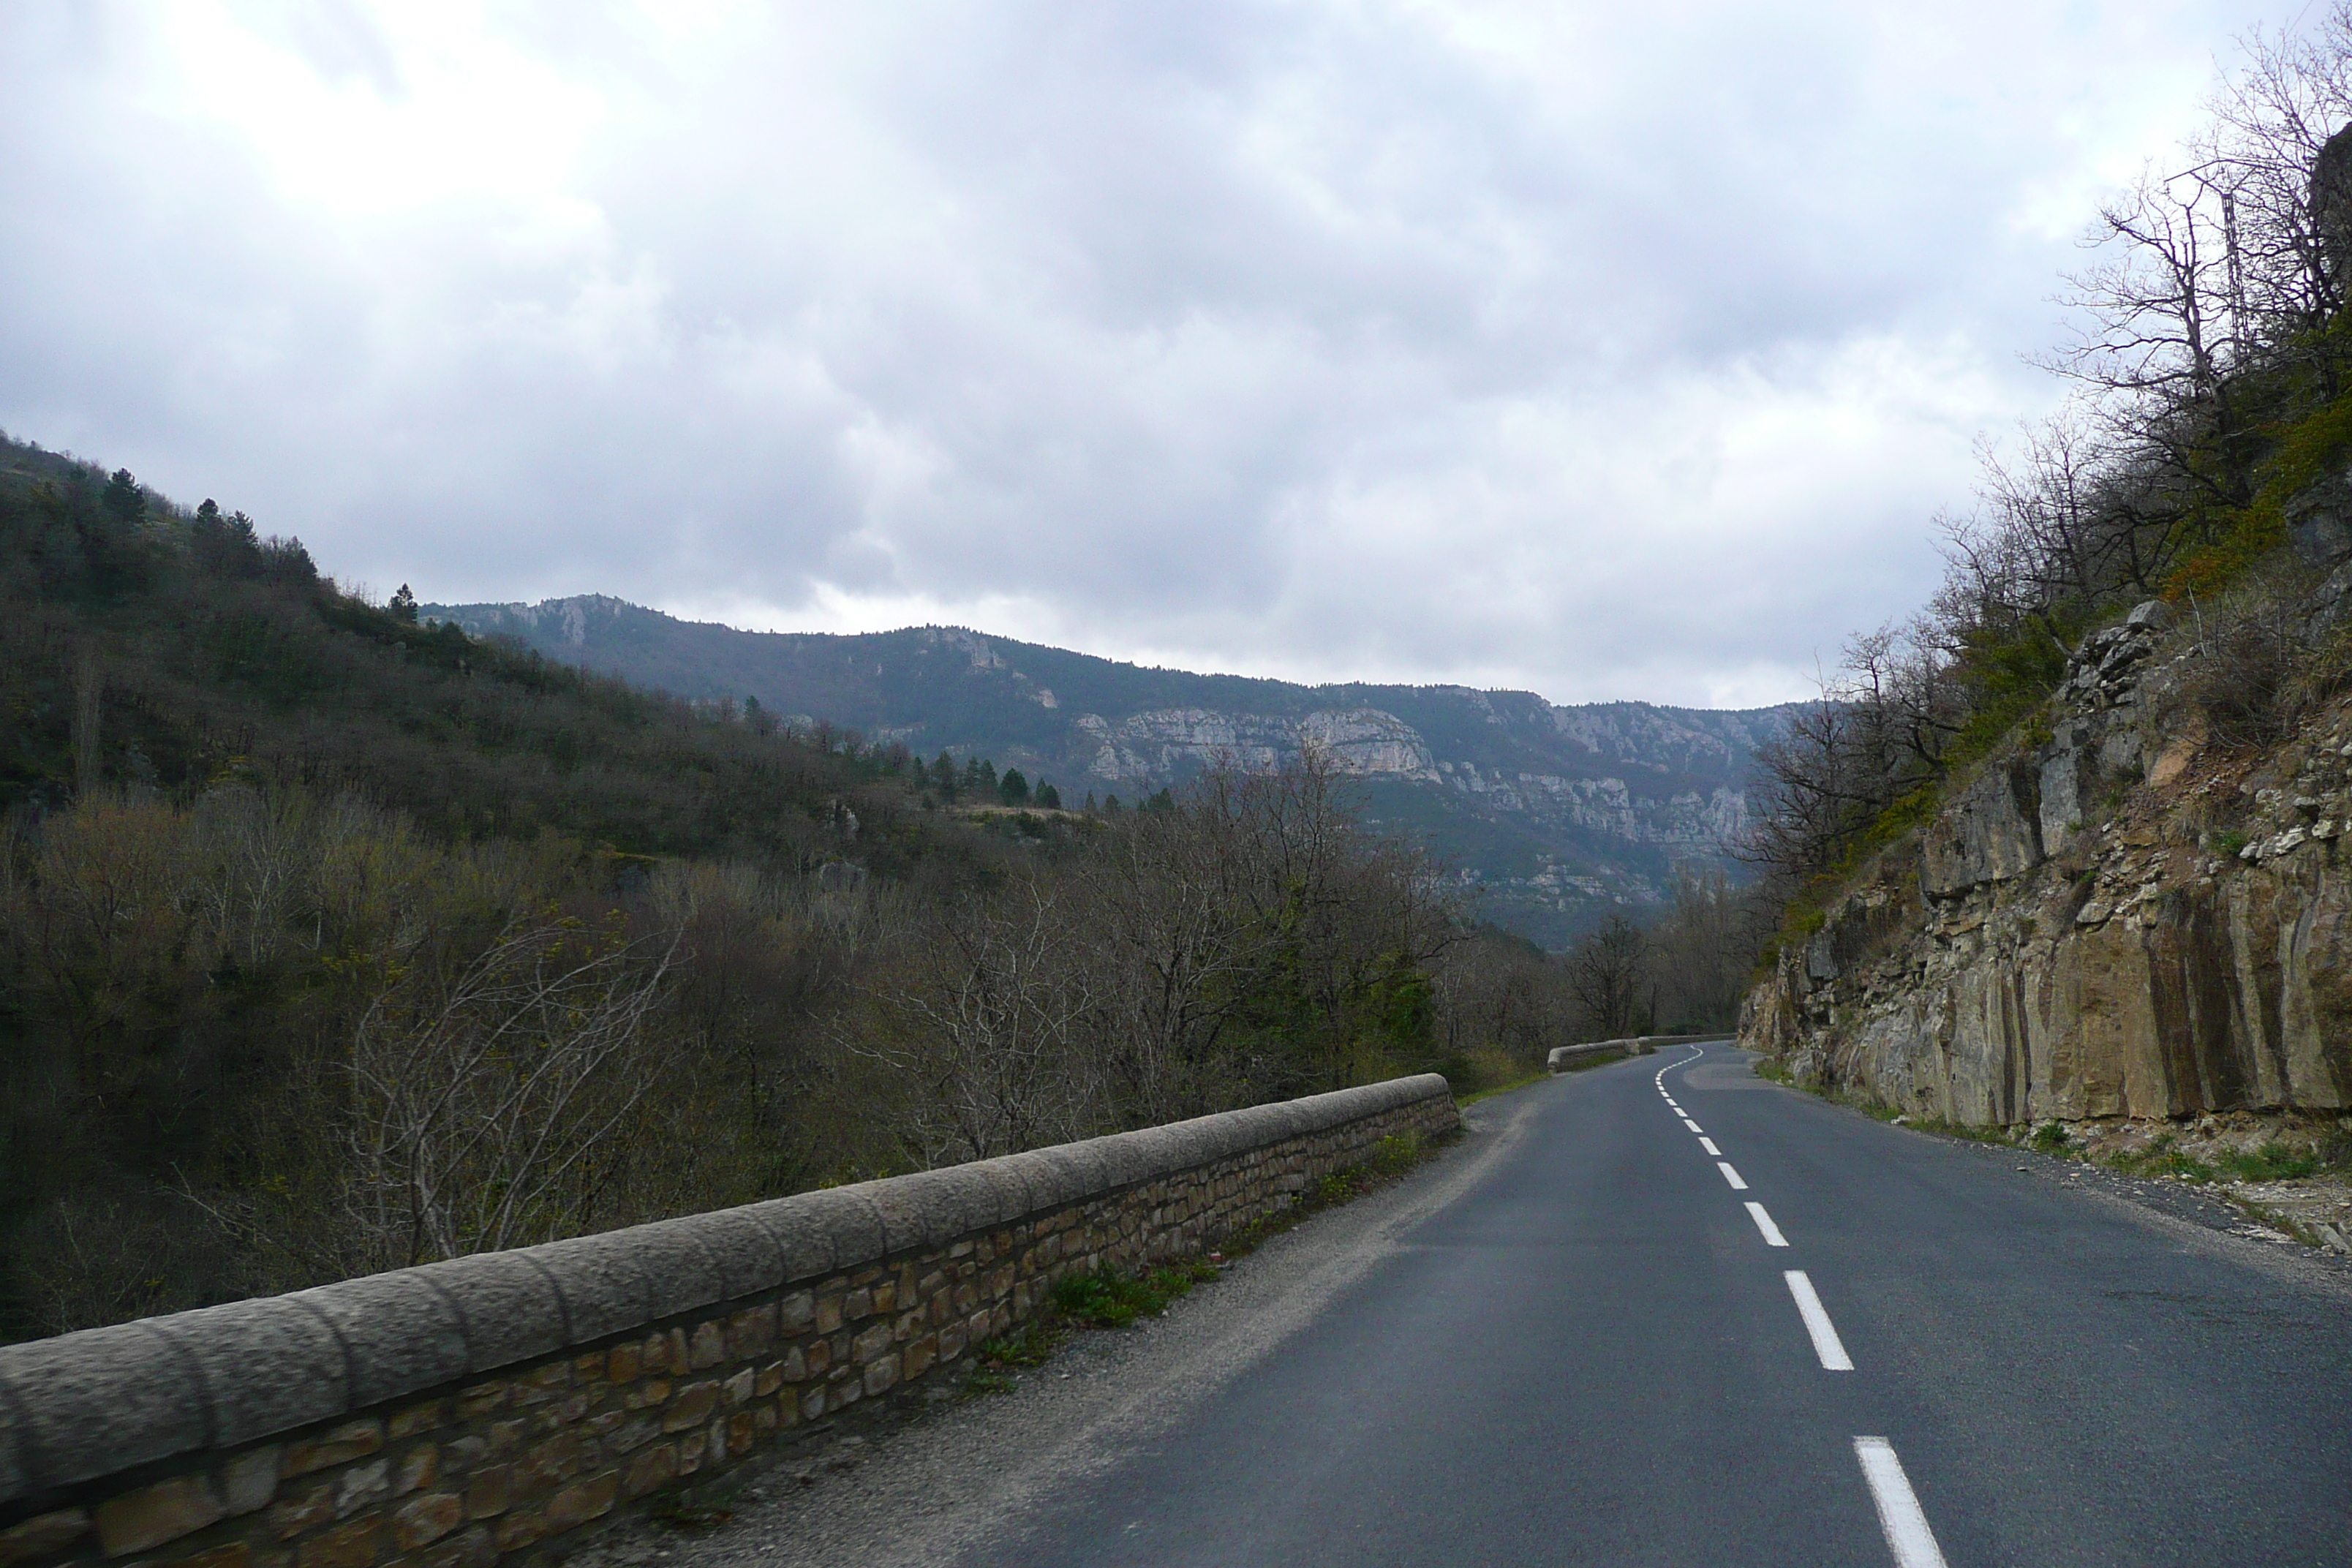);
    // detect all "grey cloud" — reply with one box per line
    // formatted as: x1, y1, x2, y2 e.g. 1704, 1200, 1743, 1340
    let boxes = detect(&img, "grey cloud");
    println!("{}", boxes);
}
0, 0, 2287, 705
